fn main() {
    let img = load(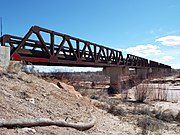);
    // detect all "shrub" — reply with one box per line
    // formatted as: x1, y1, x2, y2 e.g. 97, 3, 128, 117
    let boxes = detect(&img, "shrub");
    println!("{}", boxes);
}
107, 86, 119, 95
155, 109, 175, 122
151, 84, 168, 101
134, 83, 169, 102
133, 105, 154, 117
108, 105, 125, 116
137, 116, 164, 135
134, 83, 152, 103
176, 111, 180, 122
91, 99, 110, 111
